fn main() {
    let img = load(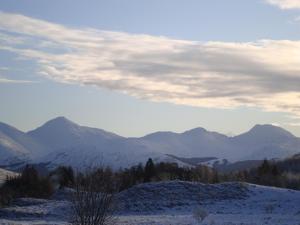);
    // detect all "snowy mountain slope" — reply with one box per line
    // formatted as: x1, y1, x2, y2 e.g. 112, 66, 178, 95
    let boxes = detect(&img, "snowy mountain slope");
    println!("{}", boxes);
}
0, 122, 46, 166
231, 124, 300, 160
27, 117, 187, 170
166, 155, 218, 166
27, 117, 122, 150
37, 141, 190, 170
233, 124, 295, 144
0, 129, 29, 165
139, 128, 234, 158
